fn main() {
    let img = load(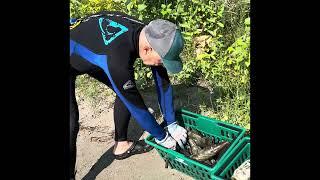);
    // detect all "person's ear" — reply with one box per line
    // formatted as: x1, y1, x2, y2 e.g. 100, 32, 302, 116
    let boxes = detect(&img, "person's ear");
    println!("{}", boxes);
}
141, 45, 147, 55
144, 46, 153, 55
